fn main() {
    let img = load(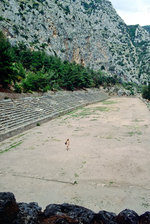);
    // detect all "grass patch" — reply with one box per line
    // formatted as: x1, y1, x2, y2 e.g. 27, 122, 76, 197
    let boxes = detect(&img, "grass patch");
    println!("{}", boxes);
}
66, 106, 110, 118
127, 131, 142, 136
74, 128, 81, 132
102, 100, 117, 105
28, 146, 35, 150
132, 119, 144, 122
109, 181, 114, 185
74, 173, 79, 178
141, 202, 149, 208
80, 160, 87, 168
73, 181, 78, 185
105, 135, 113, 139
0, 141, 22, 154
92, 106, 110, 112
